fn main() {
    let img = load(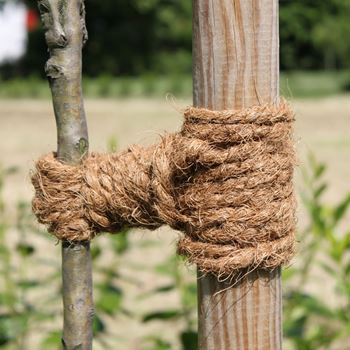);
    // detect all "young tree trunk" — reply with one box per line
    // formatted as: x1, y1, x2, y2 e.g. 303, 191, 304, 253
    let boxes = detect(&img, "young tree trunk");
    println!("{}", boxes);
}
38, 0, 93, 349
192, 0, 282, 348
